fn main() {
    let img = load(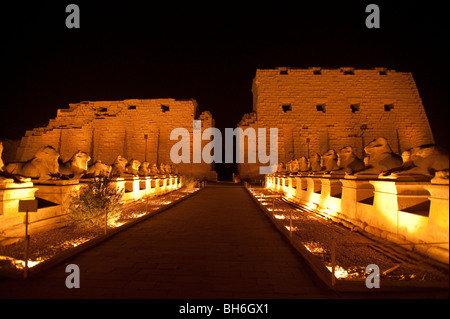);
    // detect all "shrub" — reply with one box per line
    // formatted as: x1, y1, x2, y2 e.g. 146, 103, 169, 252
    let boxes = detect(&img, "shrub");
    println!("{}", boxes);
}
183, 175, 198, 189
66, 176, 124, 228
